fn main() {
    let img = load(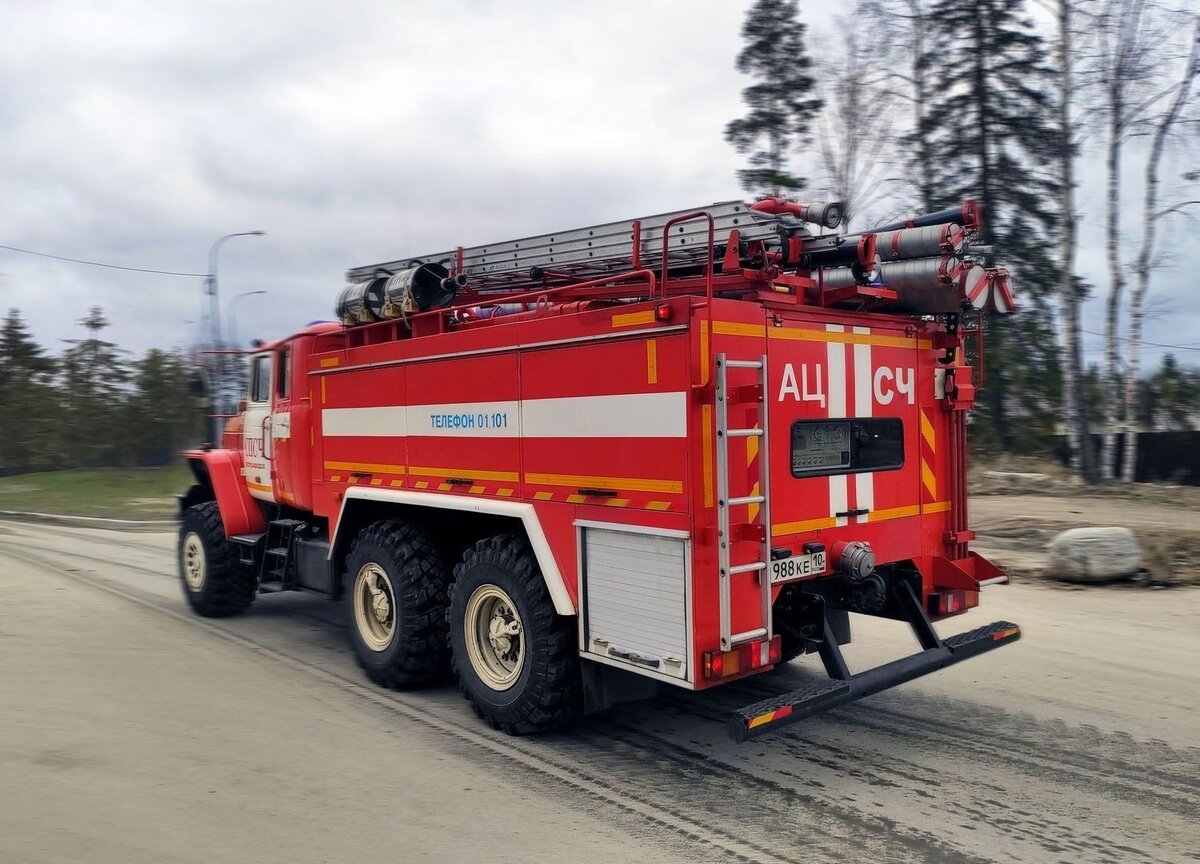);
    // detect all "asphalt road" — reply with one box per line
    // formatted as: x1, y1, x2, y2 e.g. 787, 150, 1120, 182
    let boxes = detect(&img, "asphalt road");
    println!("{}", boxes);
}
1, 520, 1197, 864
